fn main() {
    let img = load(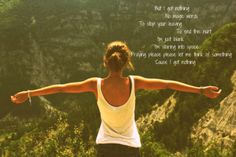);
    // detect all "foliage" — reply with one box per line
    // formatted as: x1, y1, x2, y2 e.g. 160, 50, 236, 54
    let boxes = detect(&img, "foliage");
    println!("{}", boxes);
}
186, 142, 234, 157
0, 0, 235, 156
140, 131, 174, 157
